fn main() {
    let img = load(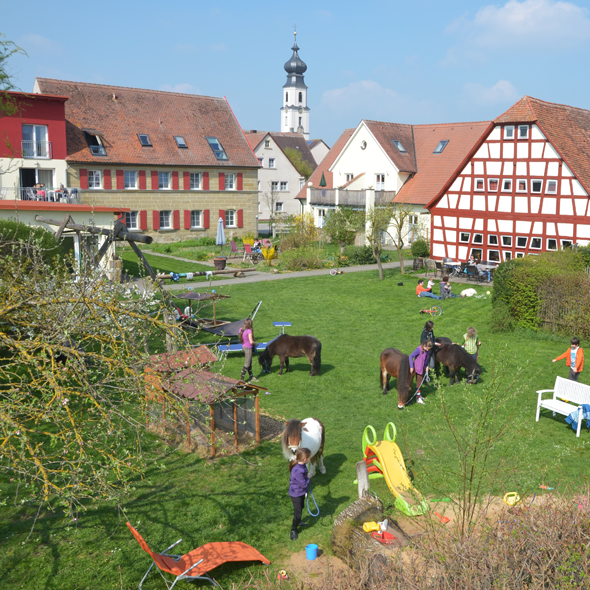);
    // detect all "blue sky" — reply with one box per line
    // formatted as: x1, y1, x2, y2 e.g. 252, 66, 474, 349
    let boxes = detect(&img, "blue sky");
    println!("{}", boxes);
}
3, 0, 590, 146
